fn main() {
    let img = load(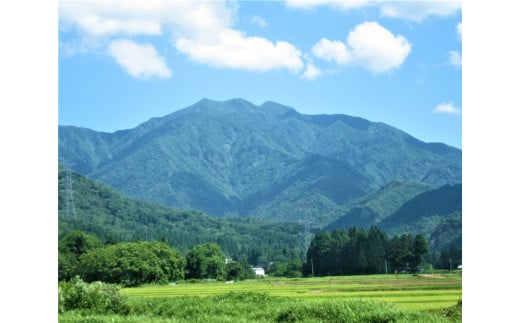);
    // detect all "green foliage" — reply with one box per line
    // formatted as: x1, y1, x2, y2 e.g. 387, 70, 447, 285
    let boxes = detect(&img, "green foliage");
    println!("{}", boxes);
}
268, 259, 303, 277
78, 241, 185, 287
59, 231, 103, 281
58, 277, 129, 314
437, 299, 462, 321
58, 168, 306, 264
428, 213, 462, 252
275, 299, 433, 323
304, 226, 389, 276
225, 258, 255, 281
386, 234, 429, 273
186, 243, 226, 280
